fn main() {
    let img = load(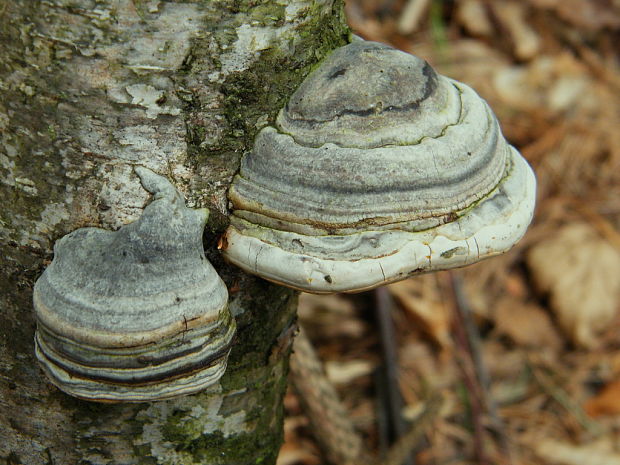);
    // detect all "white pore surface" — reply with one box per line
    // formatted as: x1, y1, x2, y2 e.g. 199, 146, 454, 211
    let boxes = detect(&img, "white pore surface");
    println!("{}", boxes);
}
223, 149, 536, 293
